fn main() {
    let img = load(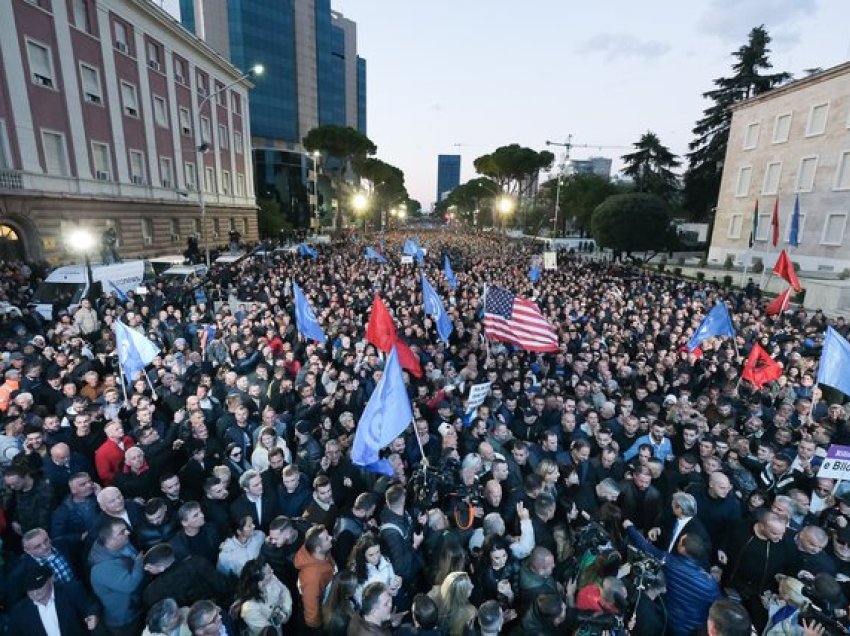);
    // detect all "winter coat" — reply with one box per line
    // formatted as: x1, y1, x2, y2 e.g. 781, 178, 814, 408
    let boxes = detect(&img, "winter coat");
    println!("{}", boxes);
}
216, 530, 265, 577
88, 540, 145, 627
294, 545, 335, 628
239, 574, 292, 636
